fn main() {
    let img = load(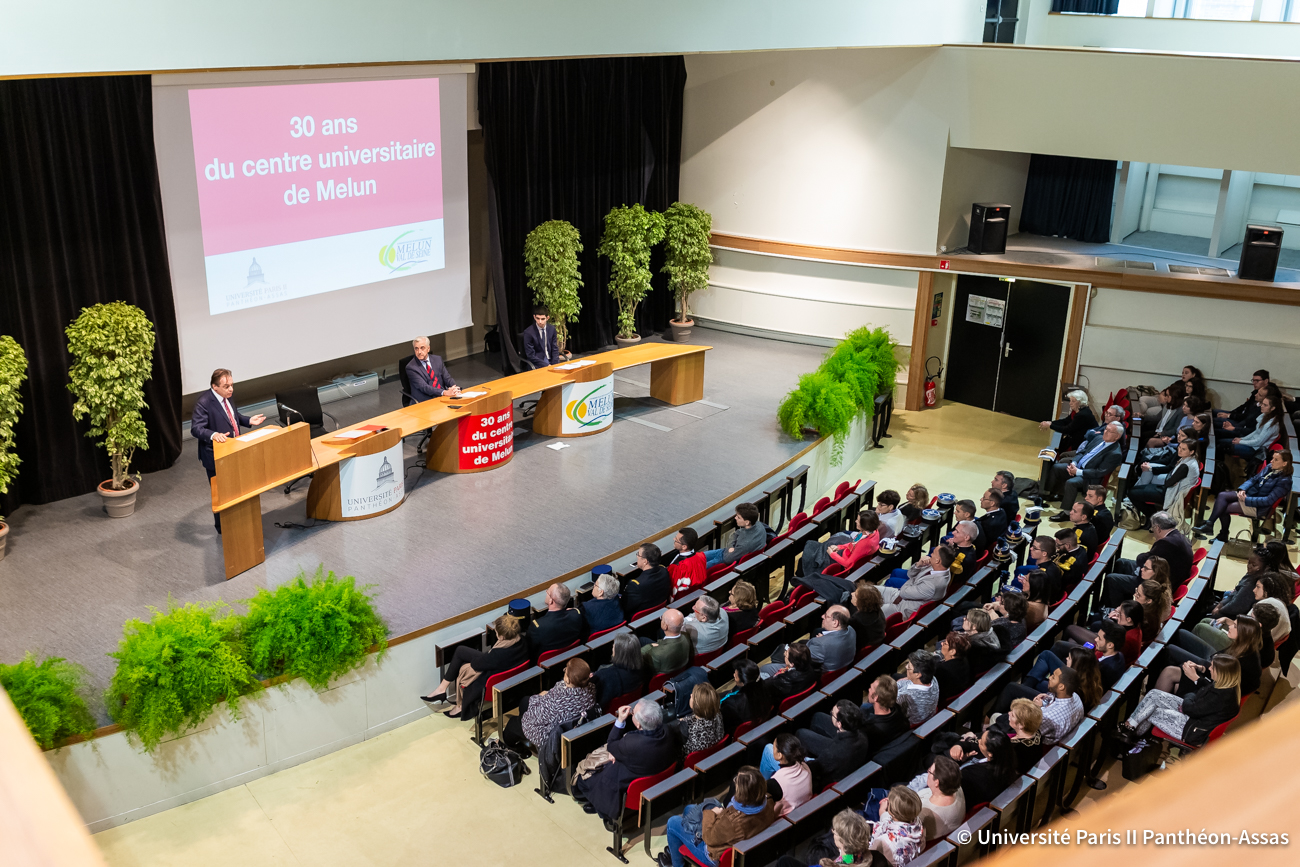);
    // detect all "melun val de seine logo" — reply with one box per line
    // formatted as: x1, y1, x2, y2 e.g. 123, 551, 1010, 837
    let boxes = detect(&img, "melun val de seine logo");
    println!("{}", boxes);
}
379, 230, 433, 273
565, 383, 614, 429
